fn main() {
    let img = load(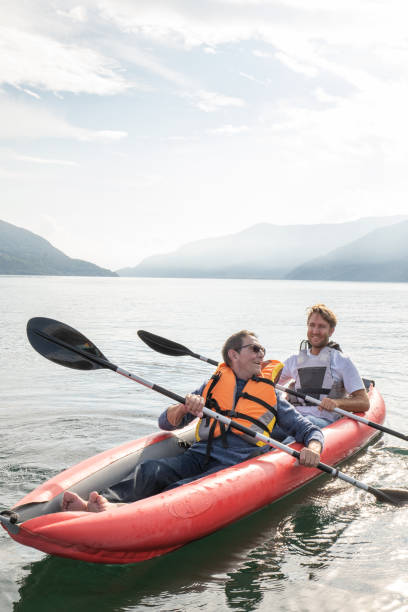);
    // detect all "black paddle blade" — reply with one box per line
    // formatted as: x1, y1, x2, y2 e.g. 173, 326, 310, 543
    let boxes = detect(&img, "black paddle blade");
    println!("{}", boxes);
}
371, 486, 408, 506
137, 330, 191, 357
27, 317, 109, 371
